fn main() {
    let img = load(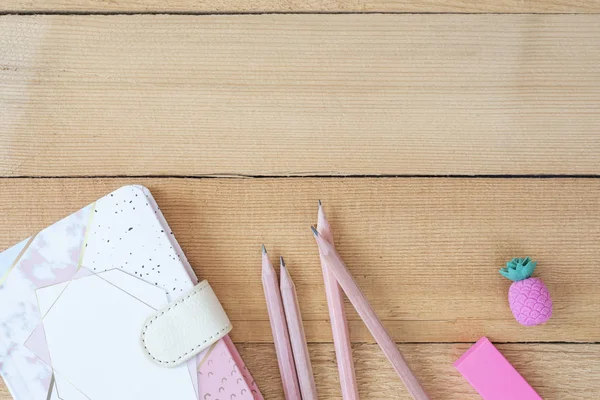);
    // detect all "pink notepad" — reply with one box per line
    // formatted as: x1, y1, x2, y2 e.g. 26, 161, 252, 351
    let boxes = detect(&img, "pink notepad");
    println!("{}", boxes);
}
0, 185, 263, 400
454, 337, 542, 400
